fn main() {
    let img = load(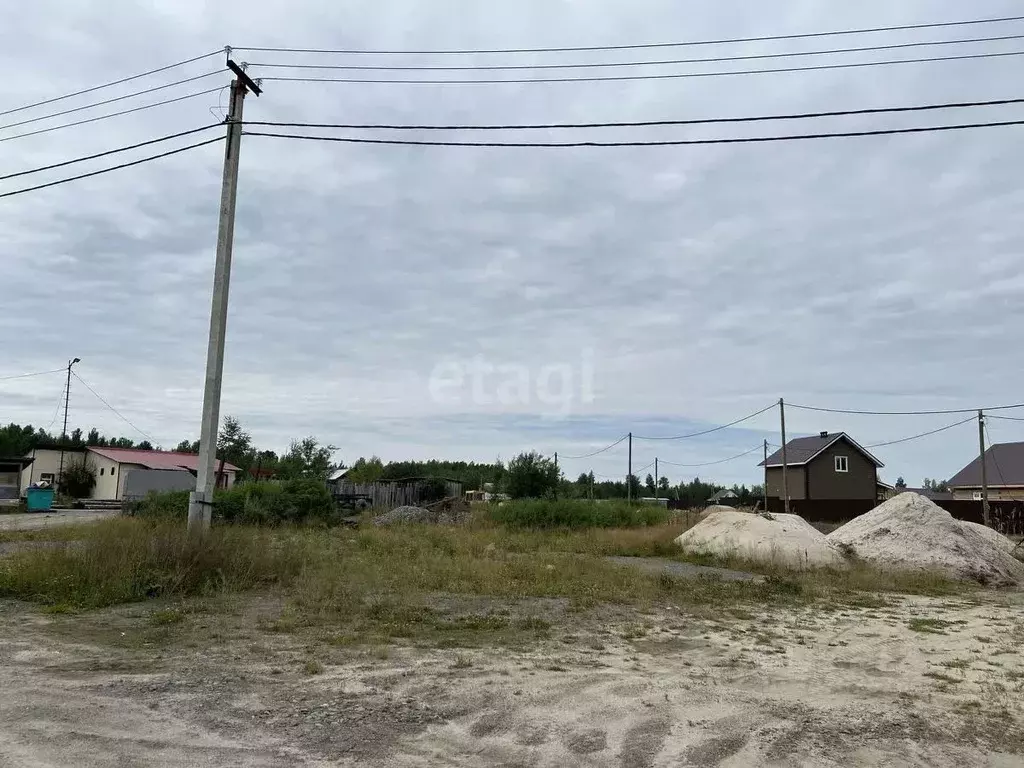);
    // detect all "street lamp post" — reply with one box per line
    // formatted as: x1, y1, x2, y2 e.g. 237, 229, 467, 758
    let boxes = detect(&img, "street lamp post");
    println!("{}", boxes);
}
58, 357, 81, 491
